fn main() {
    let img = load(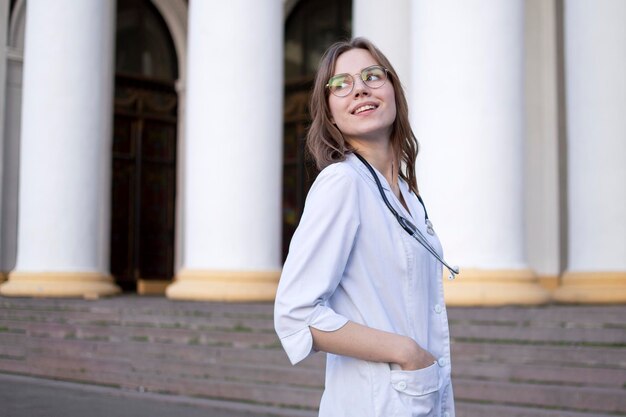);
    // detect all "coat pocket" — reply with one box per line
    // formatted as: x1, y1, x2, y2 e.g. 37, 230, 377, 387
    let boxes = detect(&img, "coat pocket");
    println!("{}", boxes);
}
390, 362, 442, 416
